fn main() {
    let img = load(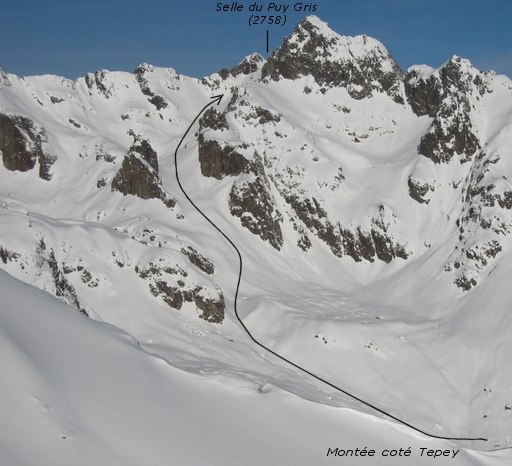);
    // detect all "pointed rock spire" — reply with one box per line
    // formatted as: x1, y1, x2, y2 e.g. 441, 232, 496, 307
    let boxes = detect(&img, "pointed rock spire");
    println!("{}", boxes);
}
261, 16, 404, 102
